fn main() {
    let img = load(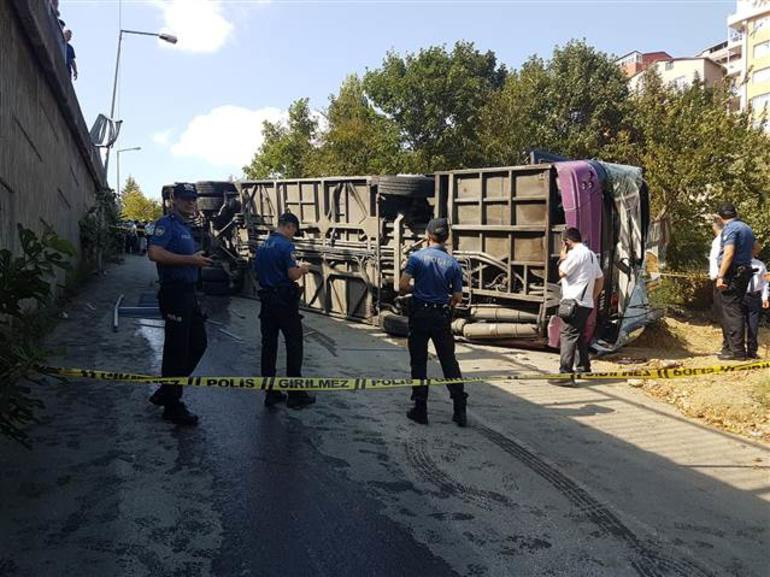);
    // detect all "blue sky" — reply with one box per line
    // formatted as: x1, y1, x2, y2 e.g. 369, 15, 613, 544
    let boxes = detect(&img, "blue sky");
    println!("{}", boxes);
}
63, 0, 736, 200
